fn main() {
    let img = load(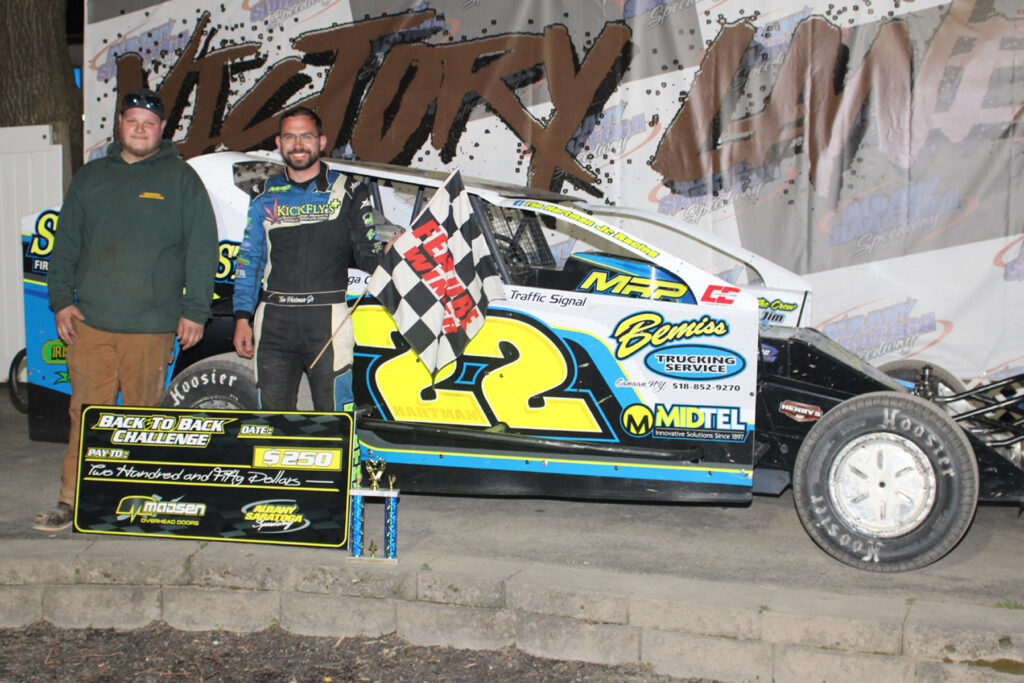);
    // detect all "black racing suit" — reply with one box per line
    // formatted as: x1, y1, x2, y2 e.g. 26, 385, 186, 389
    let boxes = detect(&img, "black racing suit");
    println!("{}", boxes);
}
233, 164, 383, 411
